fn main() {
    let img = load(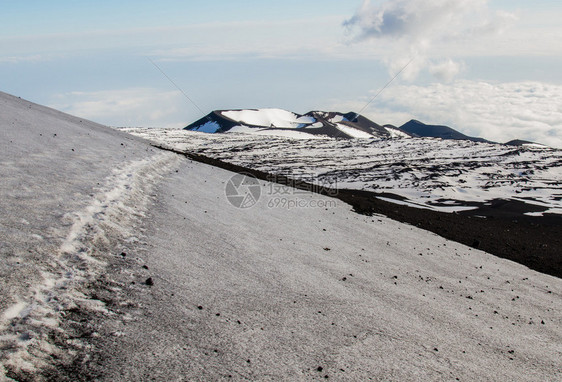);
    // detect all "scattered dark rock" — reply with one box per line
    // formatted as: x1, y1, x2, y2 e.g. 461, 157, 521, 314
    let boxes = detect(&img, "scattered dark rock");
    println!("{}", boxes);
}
142, 265, 149, 270
323, 247, 331, 251
144, 277, 153, 286
317, 366, 323, 372
197, 306, 203, 310
120, 252, 126, 257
